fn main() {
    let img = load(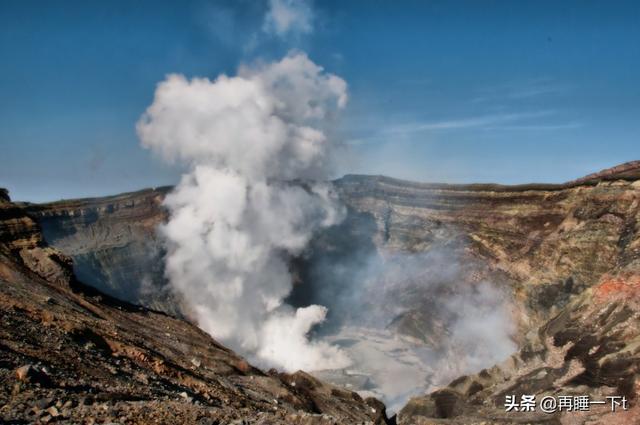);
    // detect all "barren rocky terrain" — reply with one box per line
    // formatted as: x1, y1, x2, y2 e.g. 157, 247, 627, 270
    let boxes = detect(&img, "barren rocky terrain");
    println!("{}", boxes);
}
398, 272, 640, 424
0, 190, 390, 424
2, 160, 640, 424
